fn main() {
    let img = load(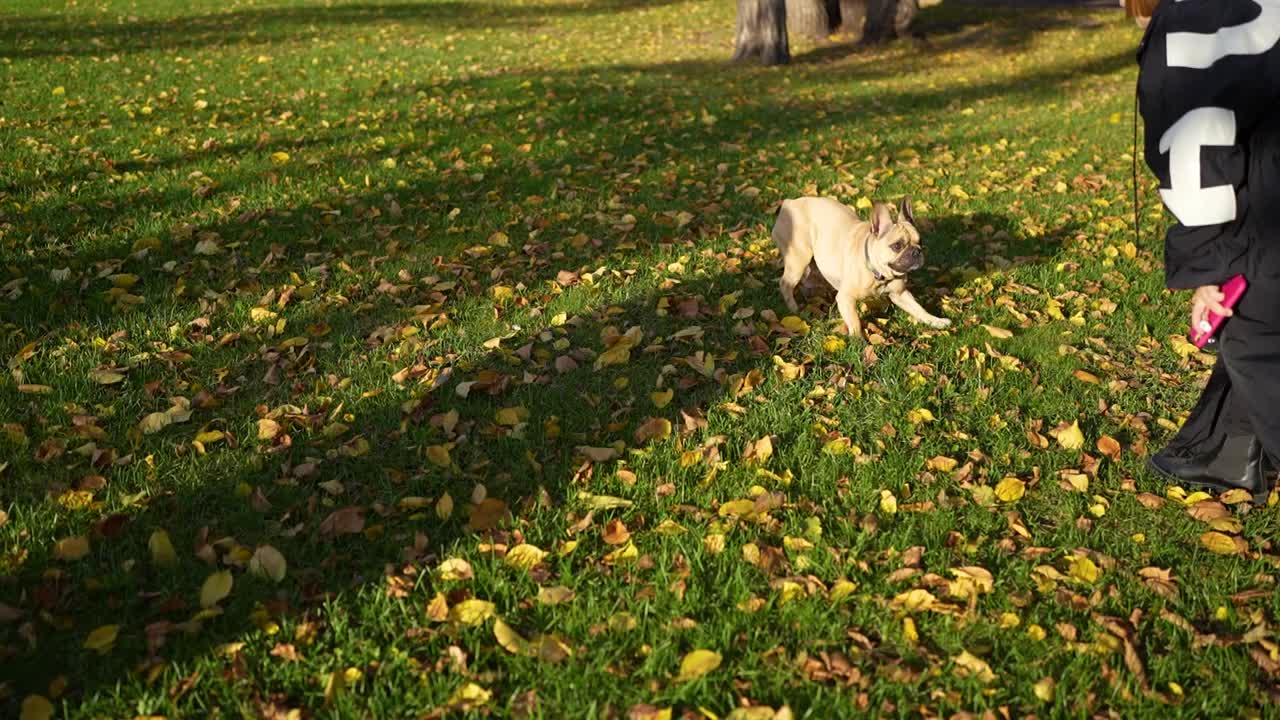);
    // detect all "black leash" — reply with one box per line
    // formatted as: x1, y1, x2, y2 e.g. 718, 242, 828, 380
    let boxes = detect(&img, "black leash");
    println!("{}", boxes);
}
1133, 87, 1141, 249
